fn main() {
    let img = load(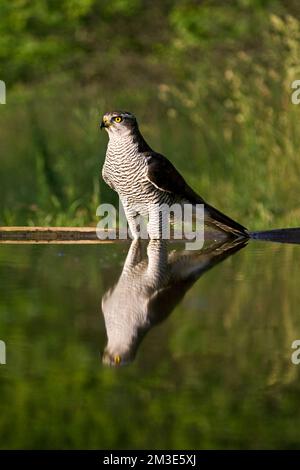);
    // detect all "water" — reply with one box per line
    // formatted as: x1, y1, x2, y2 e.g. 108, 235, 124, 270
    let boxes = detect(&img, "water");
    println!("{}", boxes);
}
0, 240, 300, 449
